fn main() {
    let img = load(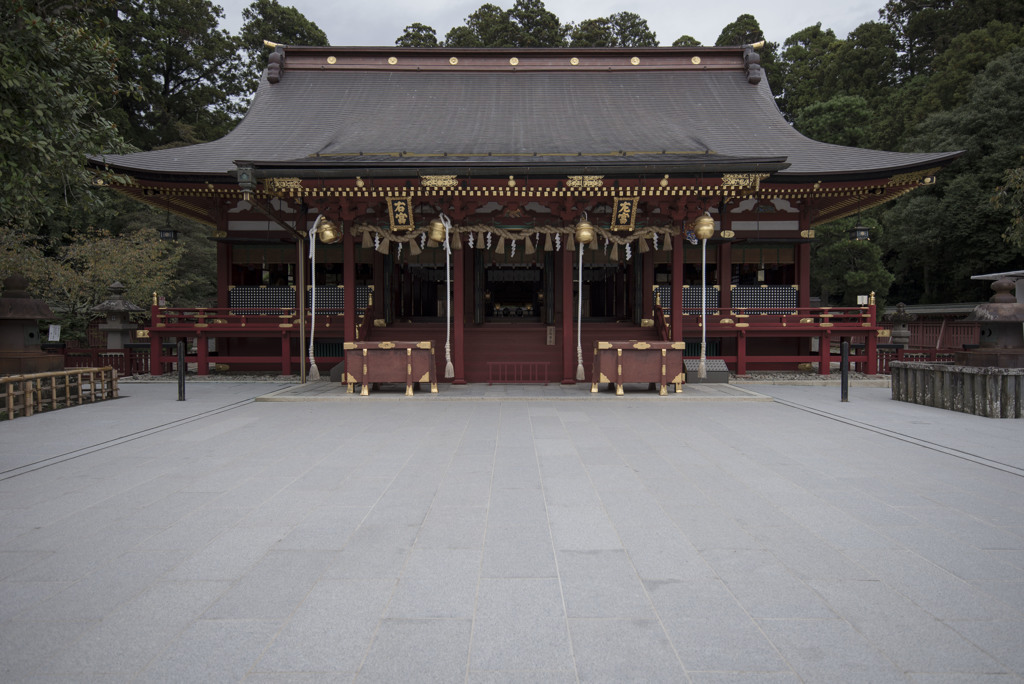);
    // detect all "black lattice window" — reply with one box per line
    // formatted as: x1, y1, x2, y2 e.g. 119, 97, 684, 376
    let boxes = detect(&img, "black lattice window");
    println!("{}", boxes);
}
229, 286, 295, 314
305, 285, 373, 314
308, 286, 344, 312
680, 286, 720, 315
731, 285, 797, 314
655, 284, 672, 315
